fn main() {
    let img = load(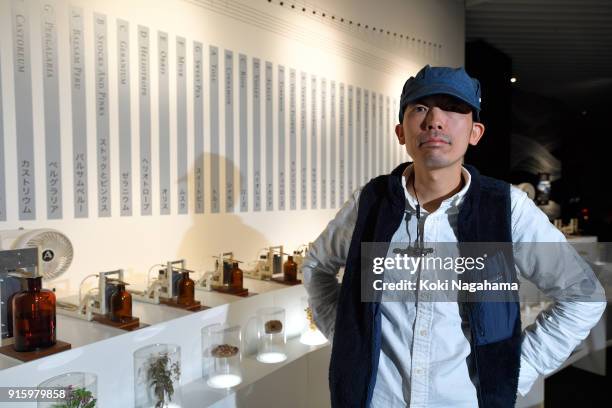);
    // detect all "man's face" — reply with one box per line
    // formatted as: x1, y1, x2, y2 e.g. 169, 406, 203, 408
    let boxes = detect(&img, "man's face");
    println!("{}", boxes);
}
395, 94, 485, 170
